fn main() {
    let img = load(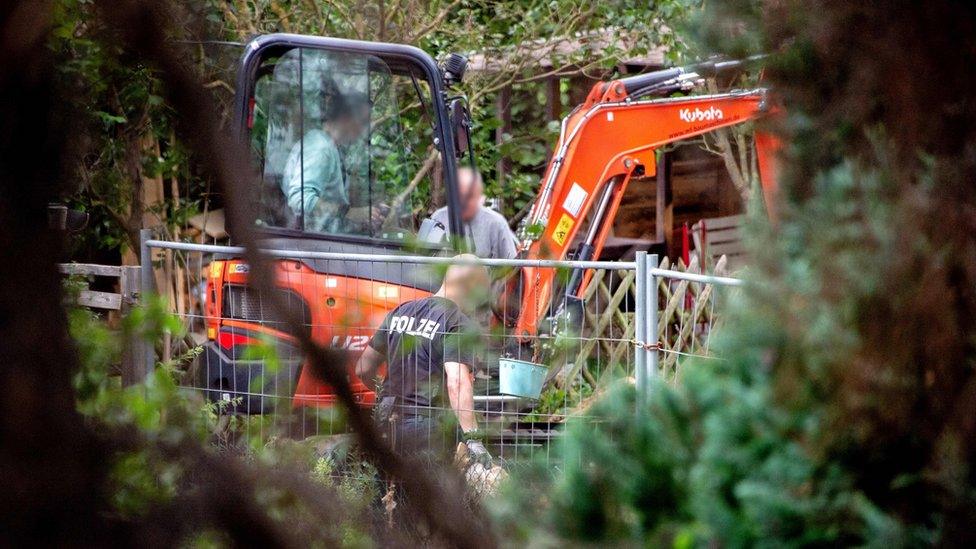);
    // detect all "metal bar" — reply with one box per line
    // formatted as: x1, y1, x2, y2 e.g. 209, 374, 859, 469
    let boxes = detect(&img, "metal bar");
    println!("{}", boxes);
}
473, 395, 520, 402
143, 239, 638, 270
649, 268, 743, 287
143, 239, 744, 286
634, 251, 647, 408
647, 254, 659, 384
139, 228, 154, 383
583, 178, 618, 245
